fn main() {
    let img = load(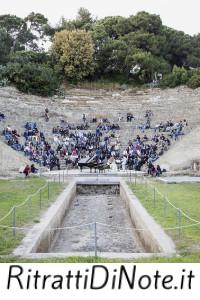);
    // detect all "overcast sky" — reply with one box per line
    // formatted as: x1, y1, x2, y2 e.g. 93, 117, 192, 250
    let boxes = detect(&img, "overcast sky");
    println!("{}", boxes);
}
0, 0, 200, 35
